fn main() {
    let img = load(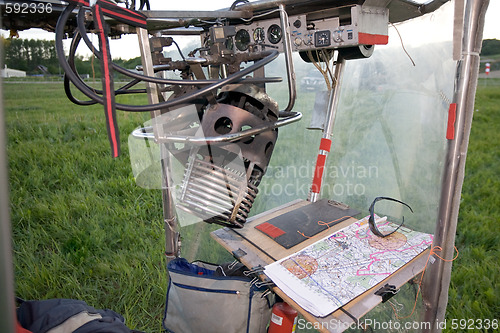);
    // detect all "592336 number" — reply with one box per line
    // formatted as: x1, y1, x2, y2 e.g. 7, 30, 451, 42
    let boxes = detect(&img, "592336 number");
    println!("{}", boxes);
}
4, 2, 53, 15
450, 318, 498, 330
